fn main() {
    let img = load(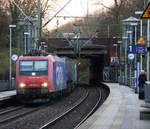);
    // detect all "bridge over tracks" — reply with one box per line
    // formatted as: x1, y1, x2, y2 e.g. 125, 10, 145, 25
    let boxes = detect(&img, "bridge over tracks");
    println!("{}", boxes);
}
47, 38, 120, 83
